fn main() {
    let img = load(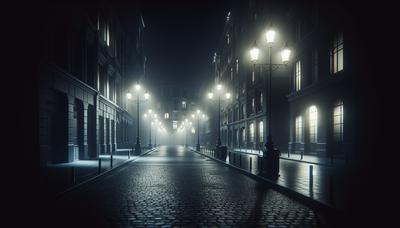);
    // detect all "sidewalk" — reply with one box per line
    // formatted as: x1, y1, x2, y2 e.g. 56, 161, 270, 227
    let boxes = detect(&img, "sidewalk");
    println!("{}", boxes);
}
40, 148, 154, 197
196, 147, 349, 212
230, 147, 346, 167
